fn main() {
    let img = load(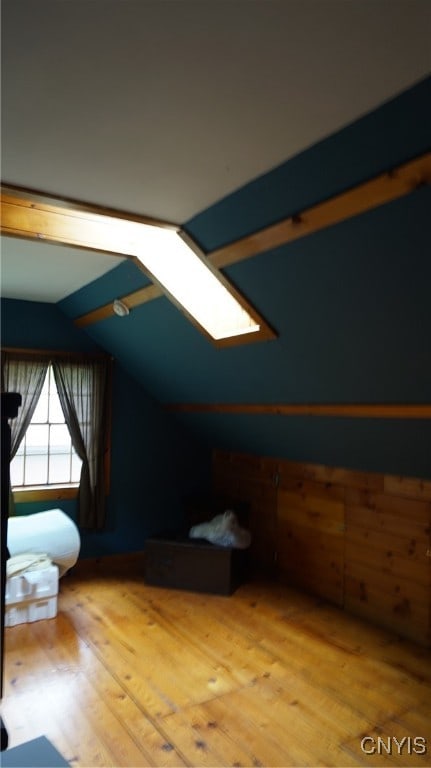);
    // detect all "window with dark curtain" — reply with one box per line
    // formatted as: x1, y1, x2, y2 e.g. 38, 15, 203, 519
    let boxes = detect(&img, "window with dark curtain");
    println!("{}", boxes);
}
2, 351, 111, 530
